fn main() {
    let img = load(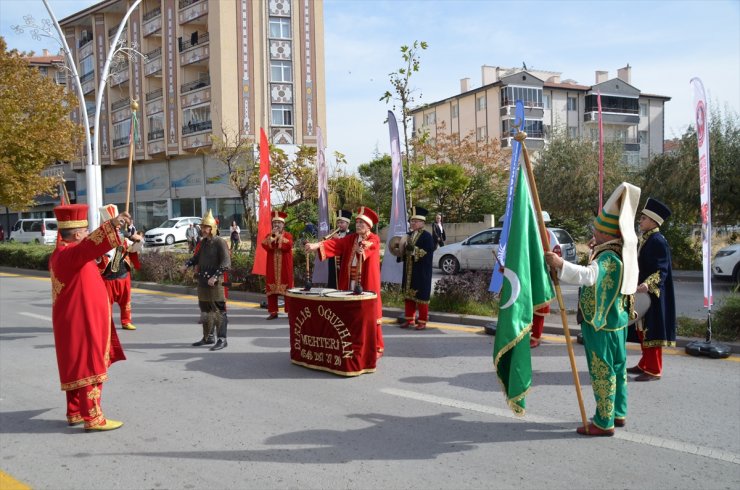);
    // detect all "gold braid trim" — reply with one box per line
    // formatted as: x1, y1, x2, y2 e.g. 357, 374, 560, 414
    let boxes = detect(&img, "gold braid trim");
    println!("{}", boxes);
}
589, 352, 616, 421
61, 373, 108, 392
493, 323, 532, 417
643, 339, 676, 348
644, 271, 662, 297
